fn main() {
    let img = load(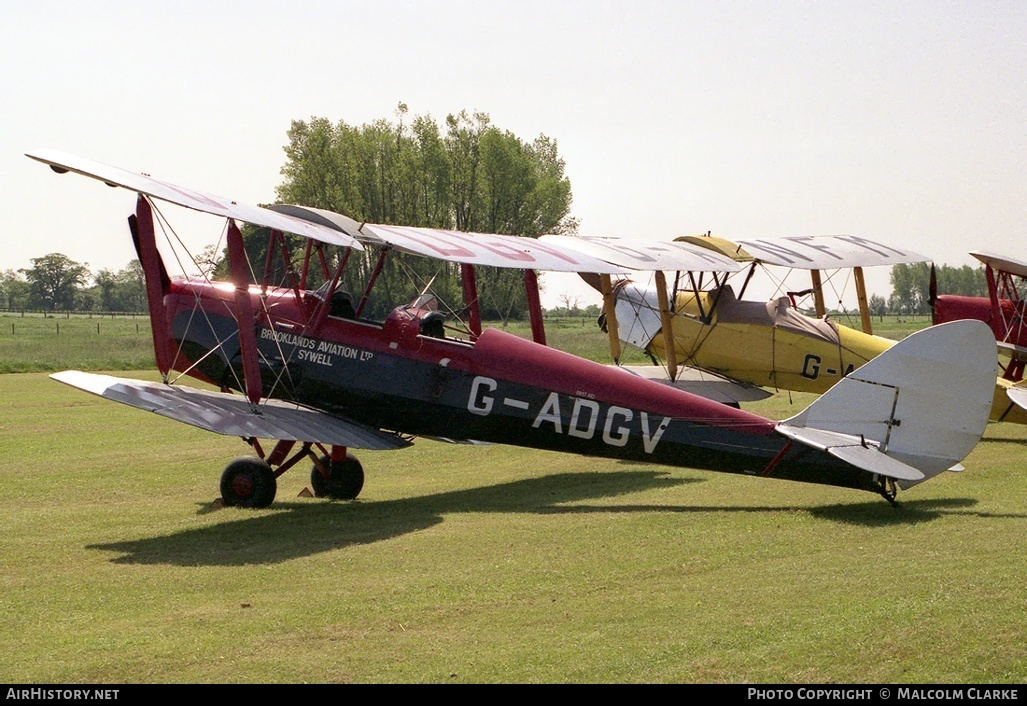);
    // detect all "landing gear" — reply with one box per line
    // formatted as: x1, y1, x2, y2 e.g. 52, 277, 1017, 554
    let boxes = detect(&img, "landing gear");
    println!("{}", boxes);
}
876, 477, 900, 508
215, 443, 363, 507
311, 452, 365, 500
220, 457, 277, 508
